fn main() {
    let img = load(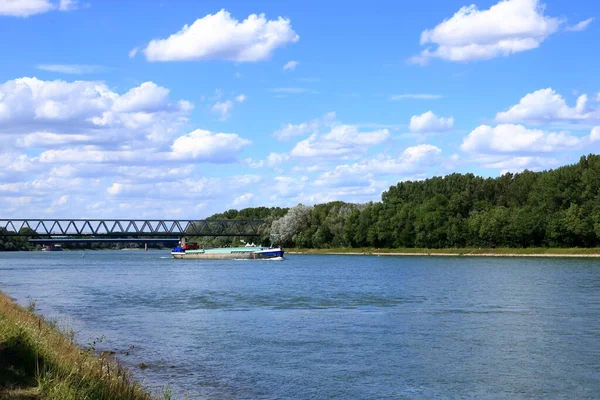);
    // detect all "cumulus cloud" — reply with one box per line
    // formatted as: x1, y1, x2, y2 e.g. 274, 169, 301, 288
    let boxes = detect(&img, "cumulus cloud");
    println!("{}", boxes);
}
0, 0, 80, 16
170, 129, 251, 162
495, 88, 599, 123
112, 82, 171, 113
566, 18, 594, 32
461, 124, 592, 153
235, 94, 246, 103
0, 77, 190, 149
140, 9, 299, 62
0, 0, 54, 16
0, 75, 265, 218
314, 145, 442, 188
283, 60, 298, 71
410, 0, 562, 65
232, 193, 254, 207
273, 112, 335, 141
290, 124, 390, 159
409, 111, 454, 133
